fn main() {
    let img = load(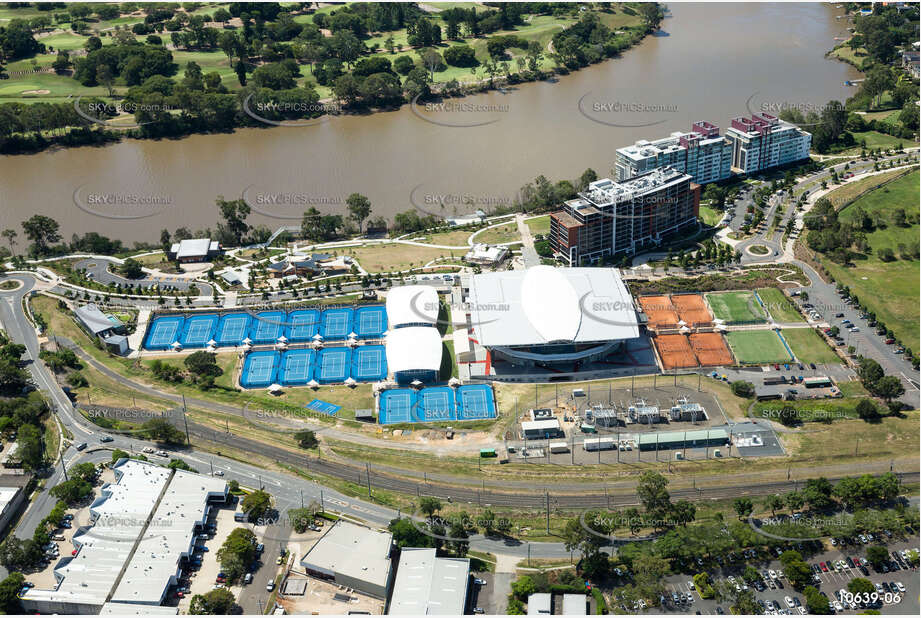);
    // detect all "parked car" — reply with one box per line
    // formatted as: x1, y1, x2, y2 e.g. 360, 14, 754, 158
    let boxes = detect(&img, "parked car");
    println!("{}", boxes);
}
266, 580, 275, 592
